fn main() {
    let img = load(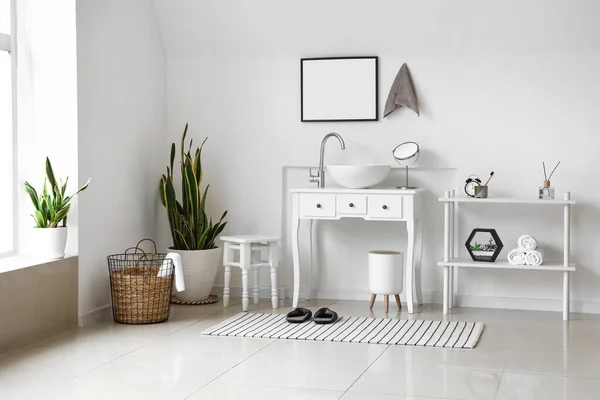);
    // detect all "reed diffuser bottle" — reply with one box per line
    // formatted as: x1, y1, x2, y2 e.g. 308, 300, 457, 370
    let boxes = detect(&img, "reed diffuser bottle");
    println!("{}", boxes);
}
539, 161, 560, 200
539, 180, 555, 200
